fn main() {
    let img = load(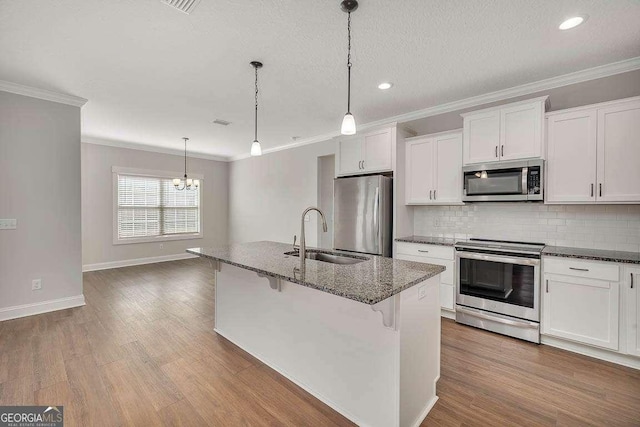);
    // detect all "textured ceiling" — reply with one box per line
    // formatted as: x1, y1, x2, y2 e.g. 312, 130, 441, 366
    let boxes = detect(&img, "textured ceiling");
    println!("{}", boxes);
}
1, 0, 639, 158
